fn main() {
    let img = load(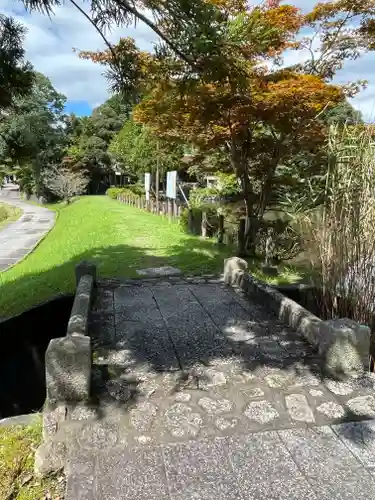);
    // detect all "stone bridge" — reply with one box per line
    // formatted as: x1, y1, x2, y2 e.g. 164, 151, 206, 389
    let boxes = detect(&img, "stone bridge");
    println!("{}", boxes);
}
41, 269, 375, 500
